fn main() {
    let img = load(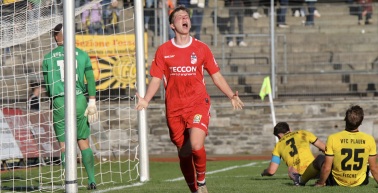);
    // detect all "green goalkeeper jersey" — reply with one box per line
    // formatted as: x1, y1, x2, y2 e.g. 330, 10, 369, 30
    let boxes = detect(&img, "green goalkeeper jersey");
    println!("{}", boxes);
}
42, 46, 96, 98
